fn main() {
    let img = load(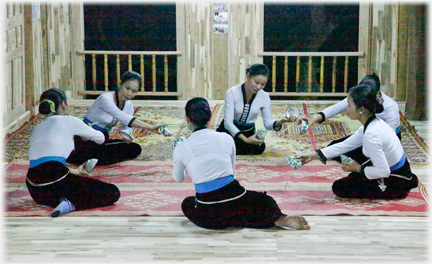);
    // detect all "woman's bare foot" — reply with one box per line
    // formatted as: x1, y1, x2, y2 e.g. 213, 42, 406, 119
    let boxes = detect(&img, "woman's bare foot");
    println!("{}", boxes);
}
275, 215, 310, 230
